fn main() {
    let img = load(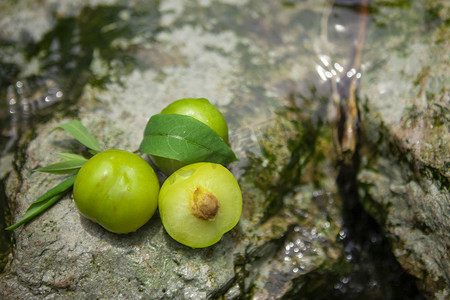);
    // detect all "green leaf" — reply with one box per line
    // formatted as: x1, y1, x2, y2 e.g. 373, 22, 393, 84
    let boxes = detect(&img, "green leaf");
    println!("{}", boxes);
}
88, 149, 100, 156
58, 152, 89, 162
55, 120, 101, 152
139, 114, 237, 165
34, 159, 86, 174
5, 175, 77, 230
